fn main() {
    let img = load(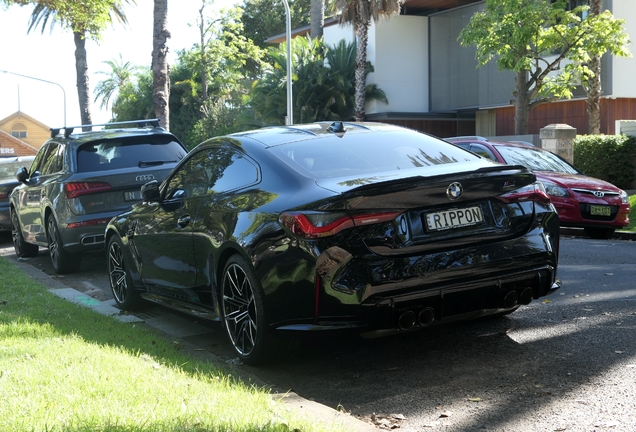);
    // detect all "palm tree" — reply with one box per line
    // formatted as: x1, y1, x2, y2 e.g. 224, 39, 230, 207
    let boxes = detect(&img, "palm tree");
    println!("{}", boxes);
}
330, 0, 403, 121
249, 37, 387, 125
152, 0, 170, 130
310, 0, 324, 39
27, 1, 131, 130
94, 54, 139, 111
